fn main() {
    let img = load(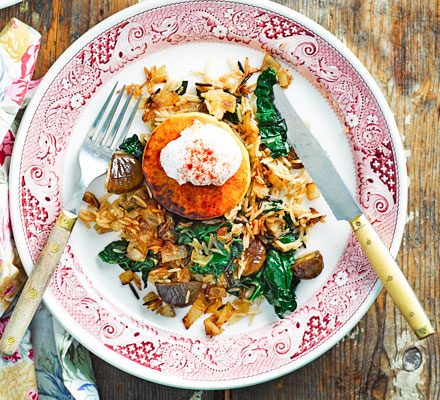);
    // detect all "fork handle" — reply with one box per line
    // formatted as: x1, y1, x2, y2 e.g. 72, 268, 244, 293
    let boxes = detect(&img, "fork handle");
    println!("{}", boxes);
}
0, 210, 77, 355
350, 214, 434, 339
